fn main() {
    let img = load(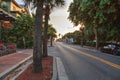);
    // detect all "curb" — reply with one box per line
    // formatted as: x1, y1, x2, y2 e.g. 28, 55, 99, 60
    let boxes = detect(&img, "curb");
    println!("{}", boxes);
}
0, 55, 32, 79
11, 61, 33, 80
56, 57, 69, 80
52, 57, 58, 80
